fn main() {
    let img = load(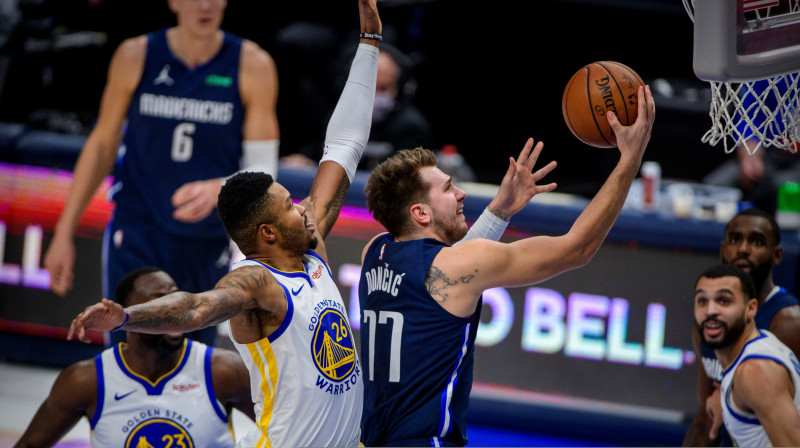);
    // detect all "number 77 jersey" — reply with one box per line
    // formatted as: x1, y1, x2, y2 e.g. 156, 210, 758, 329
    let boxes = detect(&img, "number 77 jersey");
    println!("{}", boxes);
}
359, 234, 482, 447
